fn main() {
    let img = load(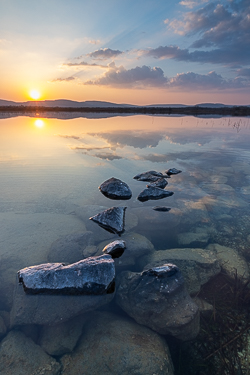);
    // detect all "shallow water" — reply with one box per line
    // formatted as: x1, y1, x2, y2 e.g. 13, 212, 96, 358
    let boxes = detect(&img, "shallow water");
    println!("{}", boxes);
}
0, 114, 250, 374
